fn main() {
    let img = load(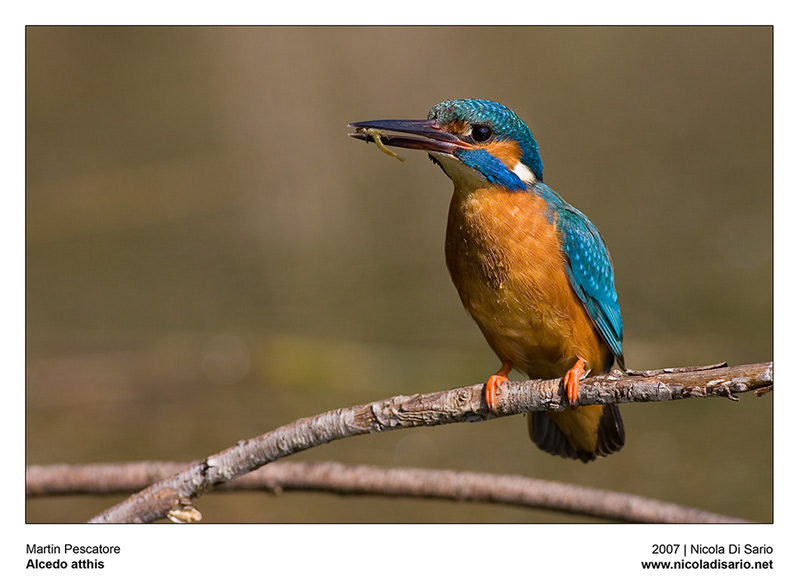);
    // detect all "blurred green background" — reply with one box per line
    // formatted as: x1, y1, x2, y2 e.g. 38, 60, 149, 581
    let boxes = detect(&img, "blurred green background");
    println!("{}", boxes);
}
26, 26, 772, 523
